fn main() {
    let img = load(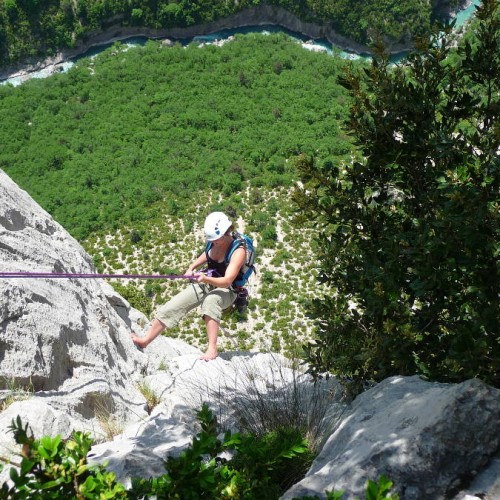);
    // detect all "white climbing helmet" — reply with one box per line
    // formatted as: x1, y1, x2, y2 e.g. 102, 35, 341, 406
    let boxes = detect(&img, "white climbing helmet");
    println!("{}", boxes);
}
204, 212, 232, 241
